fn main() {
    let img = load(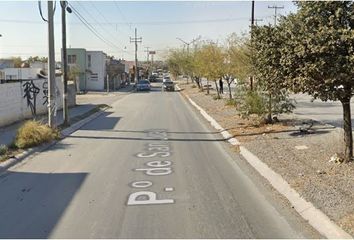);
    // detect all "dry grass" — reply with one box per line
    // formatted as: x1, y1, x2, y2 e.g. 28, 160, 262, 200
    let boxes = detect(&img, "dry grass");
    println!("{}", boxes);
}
14, 120, 60, 149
